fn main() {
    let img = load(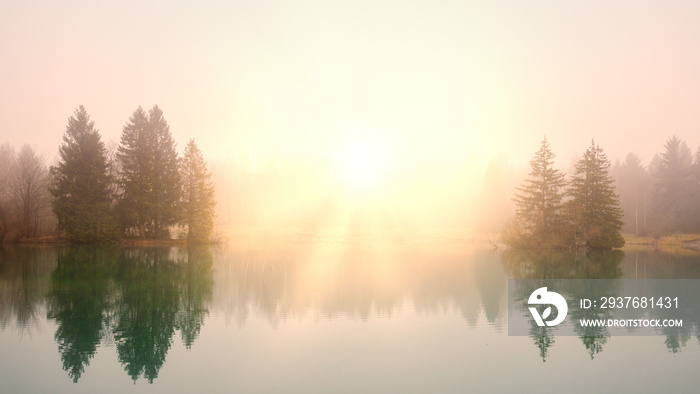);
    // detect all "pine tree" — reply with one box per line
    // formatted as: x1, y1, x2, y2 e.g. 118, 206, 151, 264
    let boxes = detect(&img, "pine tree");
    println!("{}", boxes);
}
567, 141, 624, 250
180, 140, 215, 242
116, 107, 151, 237
49, 106, 118, 243
117, 105, 181, 238
508, 137, 567, 248
149, 106, 181, 238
